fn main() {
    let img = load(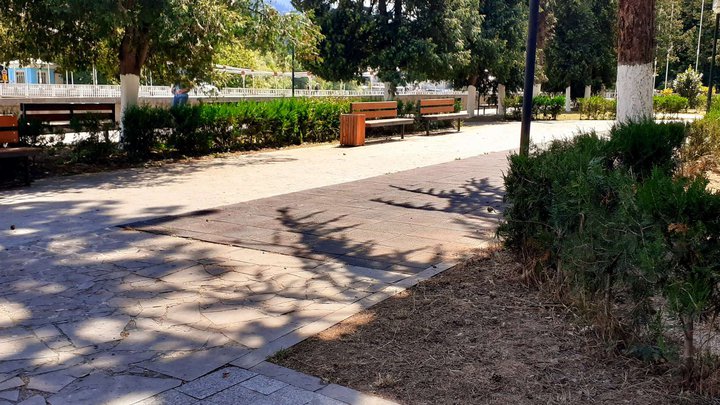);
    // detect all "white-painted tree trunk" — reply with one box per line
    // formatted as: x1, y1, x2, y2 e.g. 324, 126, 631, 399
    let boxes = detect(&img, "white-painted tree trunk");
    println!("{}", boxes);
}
616, 63, 654, 122
533, 83, 541, 97
120, 74, 141, 115
383, 82, 393, 100
565, 86, 572, 112
467, 85, 477, 117
584, 85, 592, 99
497, 84, 506, 116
